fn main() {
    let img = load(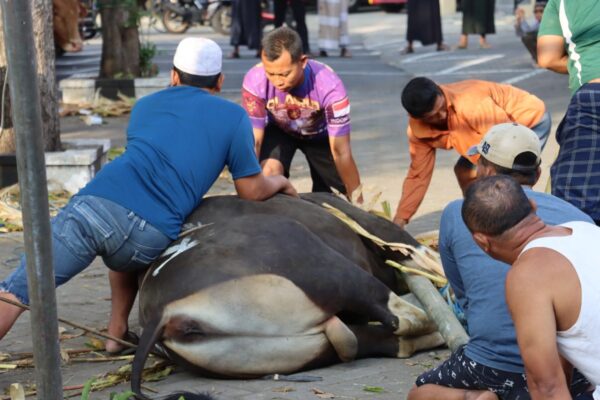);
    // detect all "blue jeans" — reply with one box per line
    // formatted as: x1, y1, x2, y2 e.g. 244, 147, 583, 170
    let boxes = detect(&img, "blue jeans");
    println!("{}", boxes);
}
531, 110, 552, 150
0, 195, 171, 305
